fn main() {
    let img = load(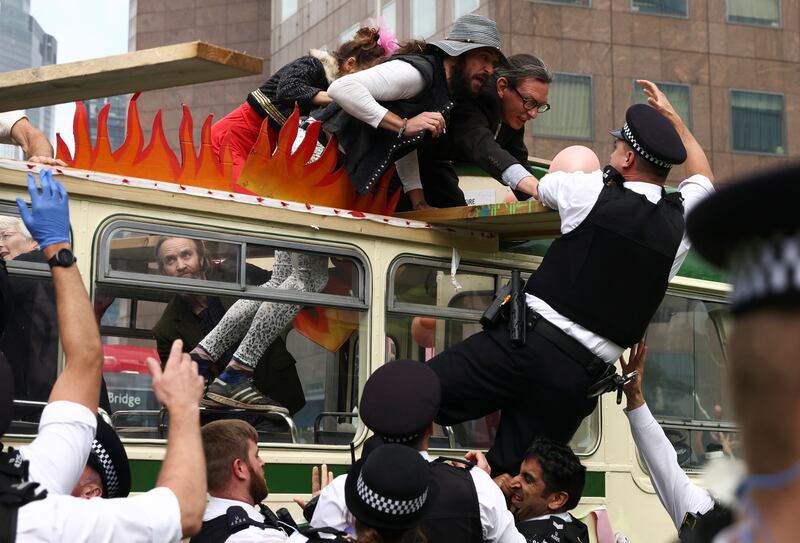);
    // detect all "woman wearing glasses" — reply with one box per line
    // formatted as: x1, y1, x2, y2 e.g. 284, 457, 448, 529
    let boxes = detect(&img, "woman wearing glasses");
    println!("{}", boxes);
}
416, 53, 552, 207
